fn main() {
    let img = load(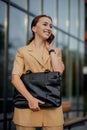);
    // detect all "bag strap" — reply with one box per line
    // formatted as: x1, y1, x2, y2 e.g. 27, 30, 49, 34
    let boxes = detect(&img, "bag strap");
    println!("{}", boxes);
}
44, 69, 50, 73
